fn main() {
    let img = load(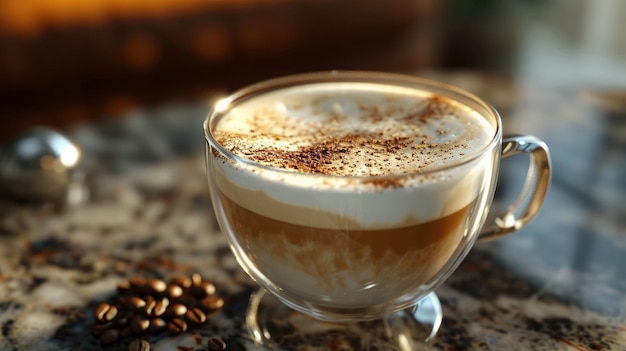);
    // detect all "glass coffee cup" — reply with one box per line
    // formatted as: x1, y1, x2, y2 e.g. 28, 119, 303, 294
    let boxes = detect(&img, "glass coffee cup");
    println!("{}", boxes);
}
204, 71, 551, 349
